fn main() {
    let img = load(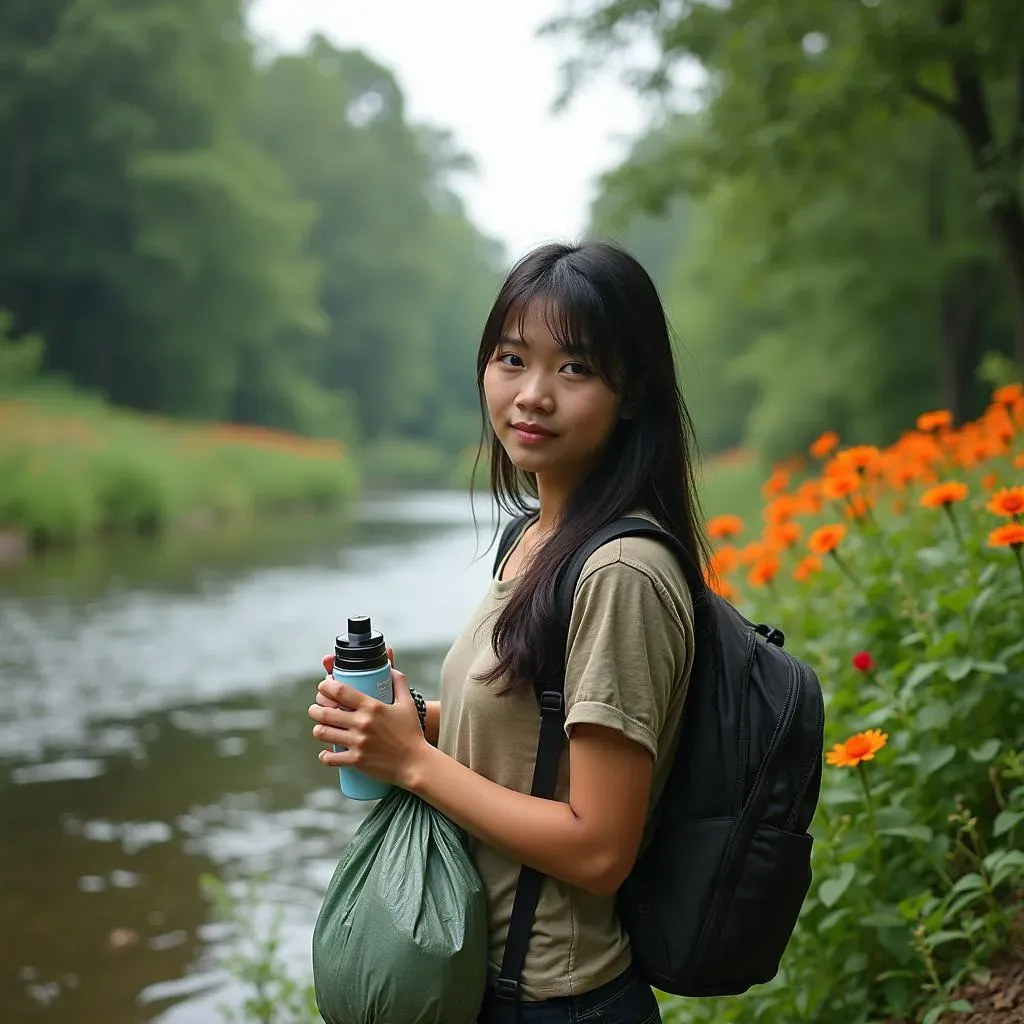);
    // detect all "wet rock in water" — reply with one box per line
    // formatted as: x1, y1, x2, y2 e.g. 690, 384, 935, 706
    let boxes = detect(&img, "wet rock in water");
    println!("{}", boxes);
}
0, 528, 28, 567
107, 928, 140, 950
